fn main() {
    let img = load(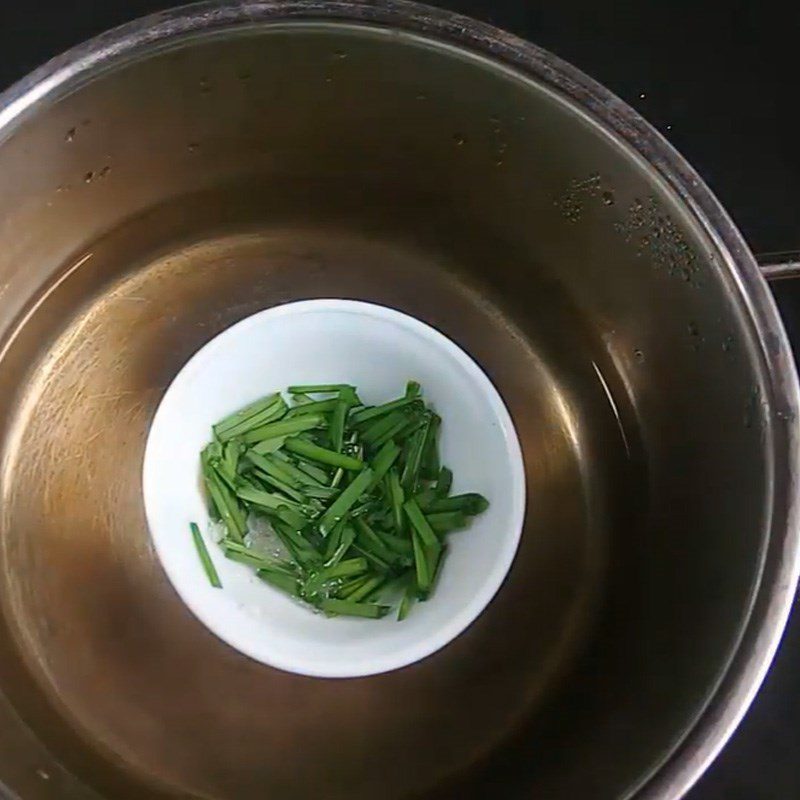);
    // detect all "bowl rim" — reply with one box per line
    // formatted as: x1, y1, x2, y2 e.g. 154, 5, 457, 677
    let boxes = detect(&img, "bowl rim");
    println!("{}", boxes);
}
2, 2, 798, 797
142, 298, 527, 678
